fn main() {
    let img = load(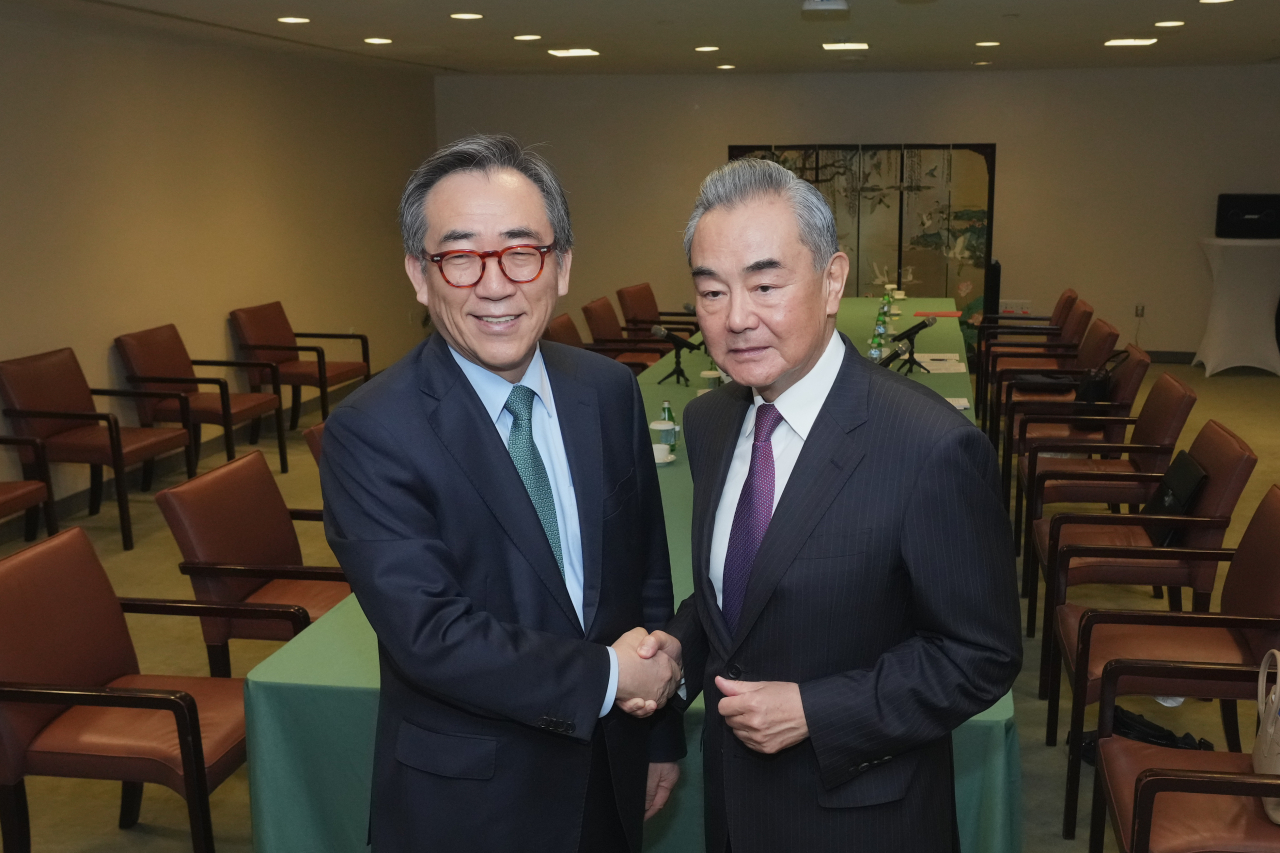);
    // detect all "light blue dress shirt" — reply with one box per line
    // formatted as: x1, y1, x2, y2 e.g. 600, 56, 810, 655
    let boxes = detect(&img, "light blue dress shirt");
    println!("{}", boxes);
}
449, 344, 619, 718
